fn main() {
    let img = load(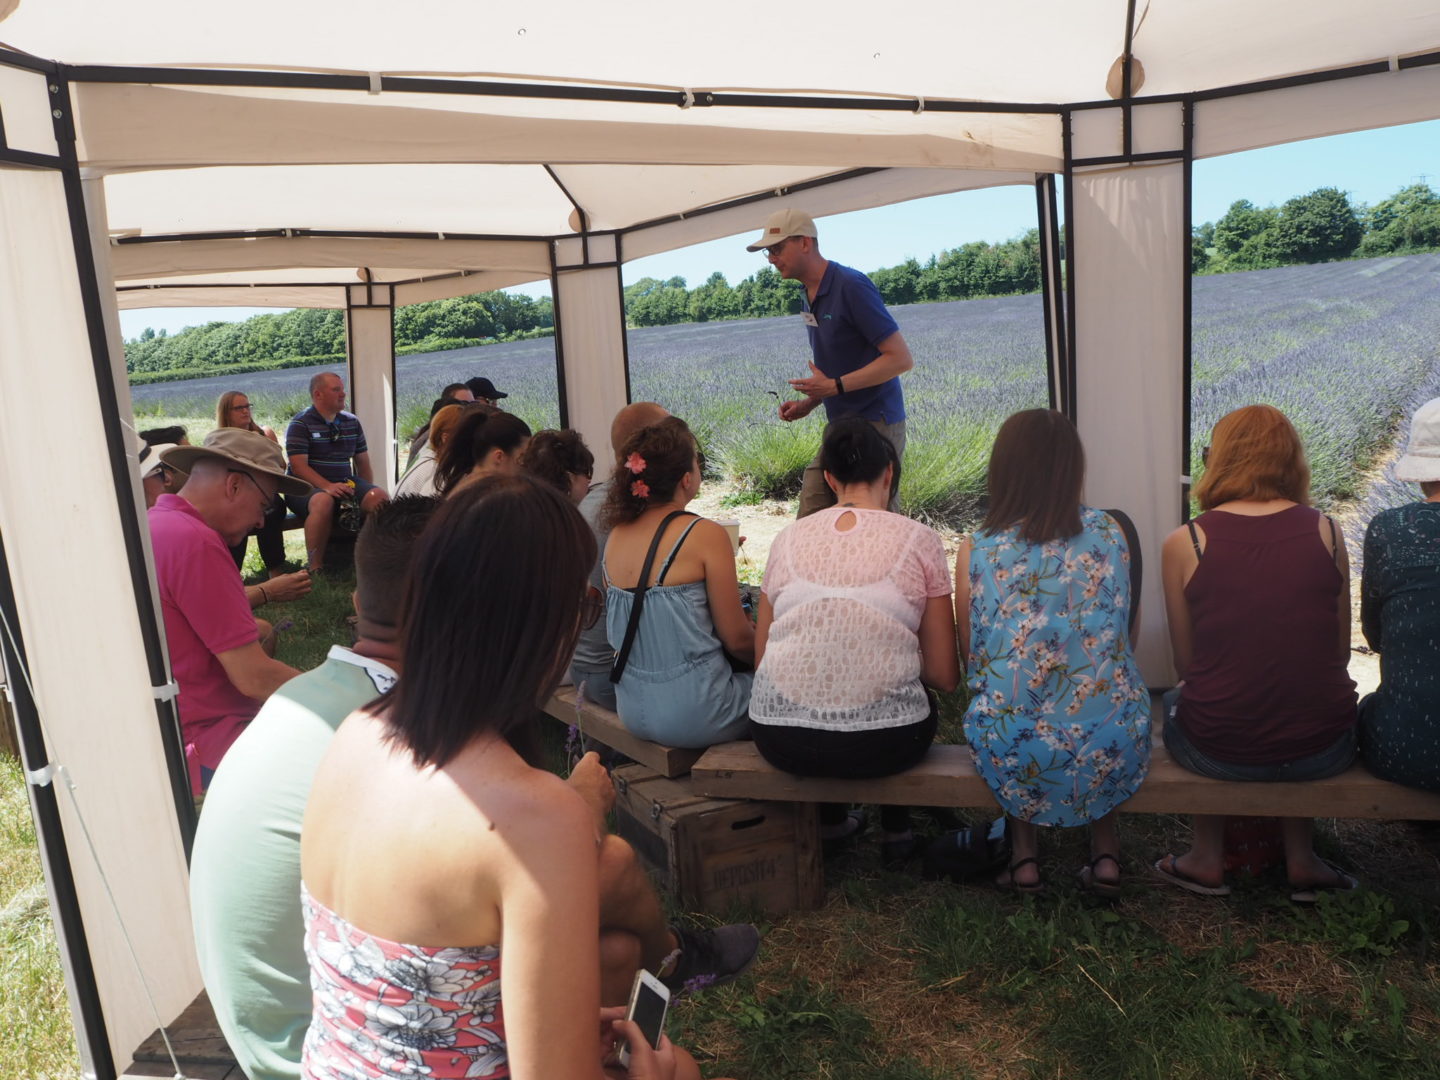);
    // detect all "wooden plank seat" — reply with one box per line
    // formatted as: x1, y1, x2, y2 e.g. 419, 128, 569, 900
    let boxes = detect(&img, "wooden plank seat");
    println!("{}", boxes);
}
691, 737, 1440, 821
542, 686, 704, 778
123, 991, 245, 1079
